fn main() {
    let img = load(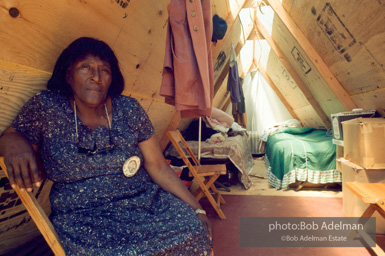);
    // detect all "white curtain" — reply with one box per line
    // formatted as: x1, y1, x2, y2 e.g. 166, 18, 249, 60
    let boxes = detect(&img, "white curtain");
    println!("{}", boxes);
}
243, 71, 293, 154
